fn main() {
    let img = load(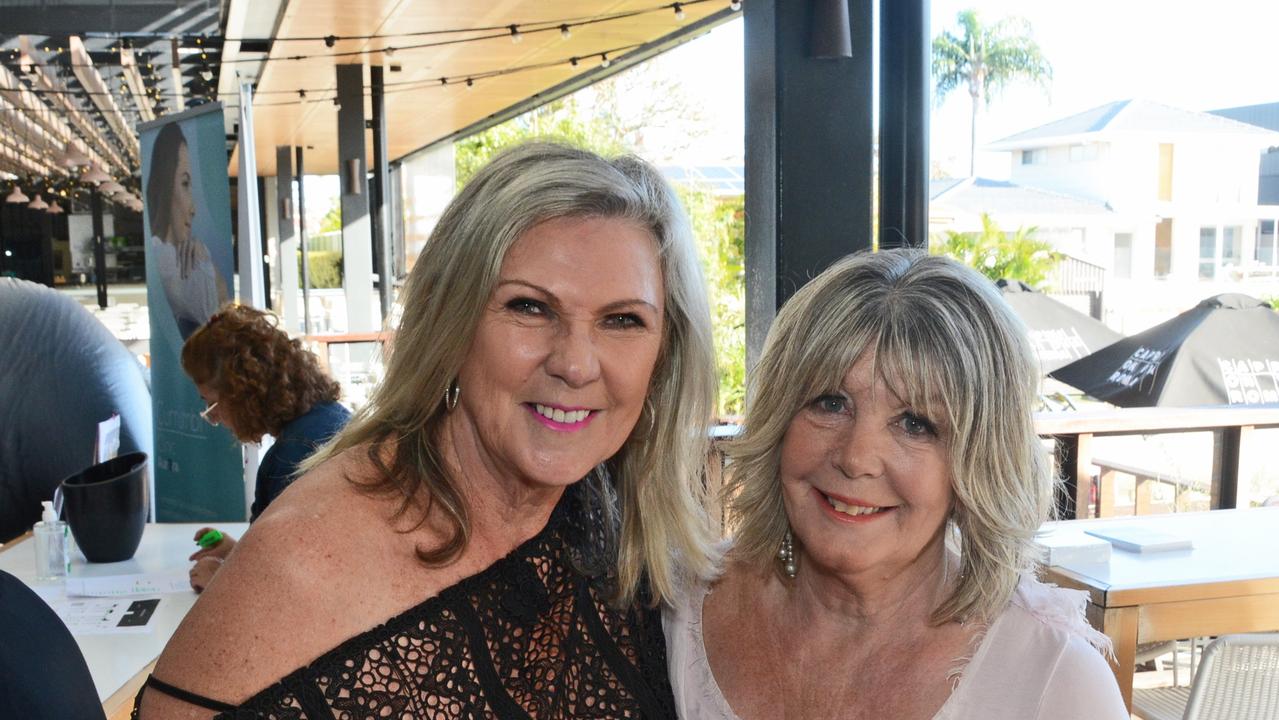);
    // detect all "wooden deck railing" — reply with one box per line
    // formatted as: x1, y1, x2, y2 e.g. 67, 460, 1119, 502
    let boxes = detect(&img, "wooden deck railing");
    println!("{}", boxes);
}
1036, 406, 1279, 519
